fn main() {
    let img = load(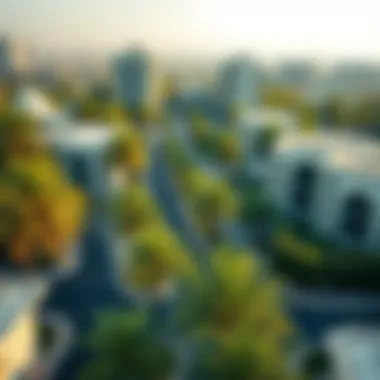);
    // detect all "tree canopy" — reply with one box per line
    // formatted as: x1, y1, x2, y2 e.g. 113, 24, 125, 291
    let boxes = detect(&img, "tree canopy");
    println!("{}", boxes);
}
79, 311, 176, 380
